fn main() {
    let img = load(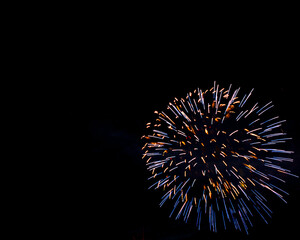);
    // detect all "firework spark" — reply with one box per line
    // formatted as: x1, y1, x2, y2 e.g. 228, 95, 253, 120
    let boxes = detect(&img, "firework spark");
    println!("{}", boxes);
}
141, 81, 298, 234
